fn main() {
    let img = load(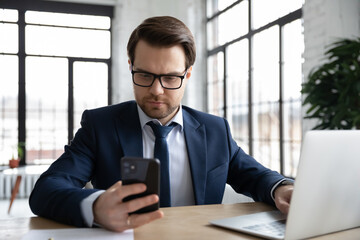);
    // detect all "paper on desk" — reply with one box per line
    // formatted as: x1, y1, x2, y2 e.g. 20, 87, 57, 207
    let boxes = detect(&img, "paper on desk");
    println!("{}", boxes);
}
21, 228, 134, 240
